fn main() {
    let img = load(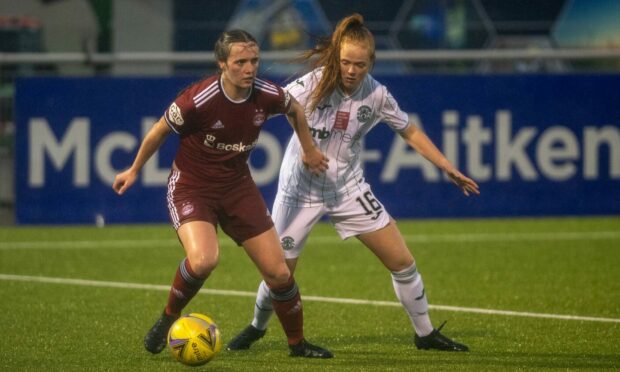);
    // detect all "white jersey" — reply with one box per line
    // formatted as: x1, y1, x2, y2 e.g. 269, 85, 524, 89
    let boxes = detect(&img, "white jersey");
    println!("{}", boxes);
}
277, 68, 410, 206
